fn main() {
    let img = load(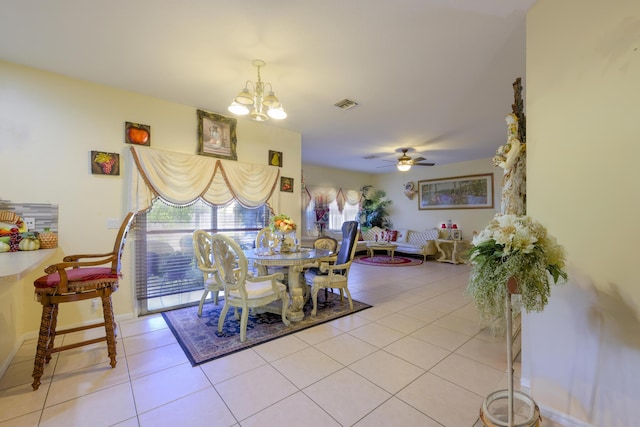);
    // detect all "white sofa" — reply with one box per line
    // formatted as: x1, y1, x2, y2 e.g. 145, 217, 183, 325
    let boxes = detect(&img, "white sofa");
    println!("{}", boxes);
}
357, 226, 440, 261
